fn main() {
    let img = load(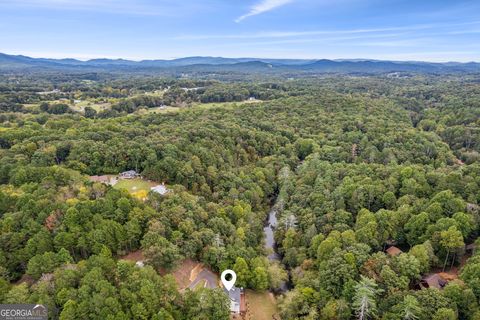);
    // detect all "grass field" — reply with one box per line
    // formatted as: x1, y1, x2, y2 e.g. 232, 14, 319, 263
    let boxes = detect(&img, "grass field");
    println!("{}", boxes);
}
137, 99, 263, 116
140, 106, 179, 114
245, 290, 279, 320
193, 100, 261, 109
70, 100, 111, 112
113, 178, 157, 198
